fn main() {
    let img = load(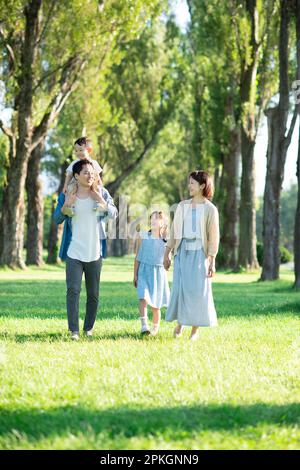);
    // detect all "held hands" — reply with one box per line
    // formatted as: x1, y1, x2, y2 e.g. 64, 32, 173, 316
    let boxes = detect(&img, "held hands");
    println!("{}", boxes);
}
163, 253, 172, 271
